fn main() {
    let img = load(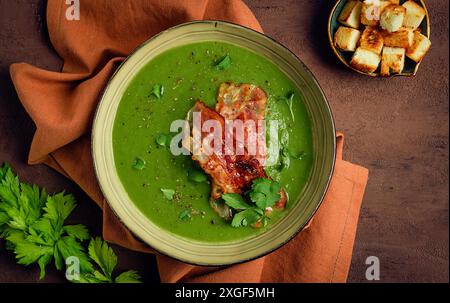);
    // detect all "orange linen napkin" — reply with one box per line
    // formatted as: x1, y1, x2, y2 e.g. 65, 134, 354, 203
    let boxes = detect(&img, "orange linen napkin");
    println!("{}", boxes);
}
10, 0, 369, 282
